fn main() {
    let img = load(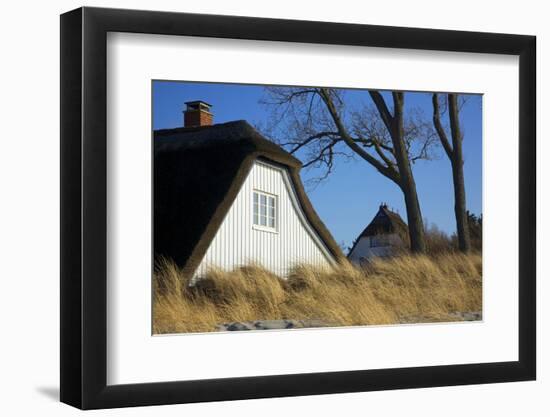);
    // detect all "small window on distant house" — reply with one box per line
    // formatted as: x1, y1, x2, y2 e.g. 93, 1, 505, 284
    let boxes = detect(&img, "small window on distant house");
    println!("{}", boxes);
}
253, 191, 276, 229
